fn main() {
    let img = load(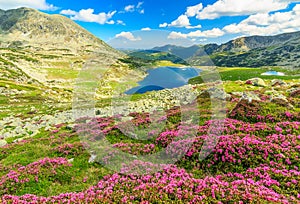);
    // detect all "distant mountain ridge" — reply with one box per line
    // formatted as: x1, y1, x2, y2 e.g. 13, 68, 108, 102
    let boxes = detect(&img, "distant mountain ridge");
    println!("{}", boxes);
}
217, 31, 300, 52
152, 44, 202, 59
152, 31, 300, 68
